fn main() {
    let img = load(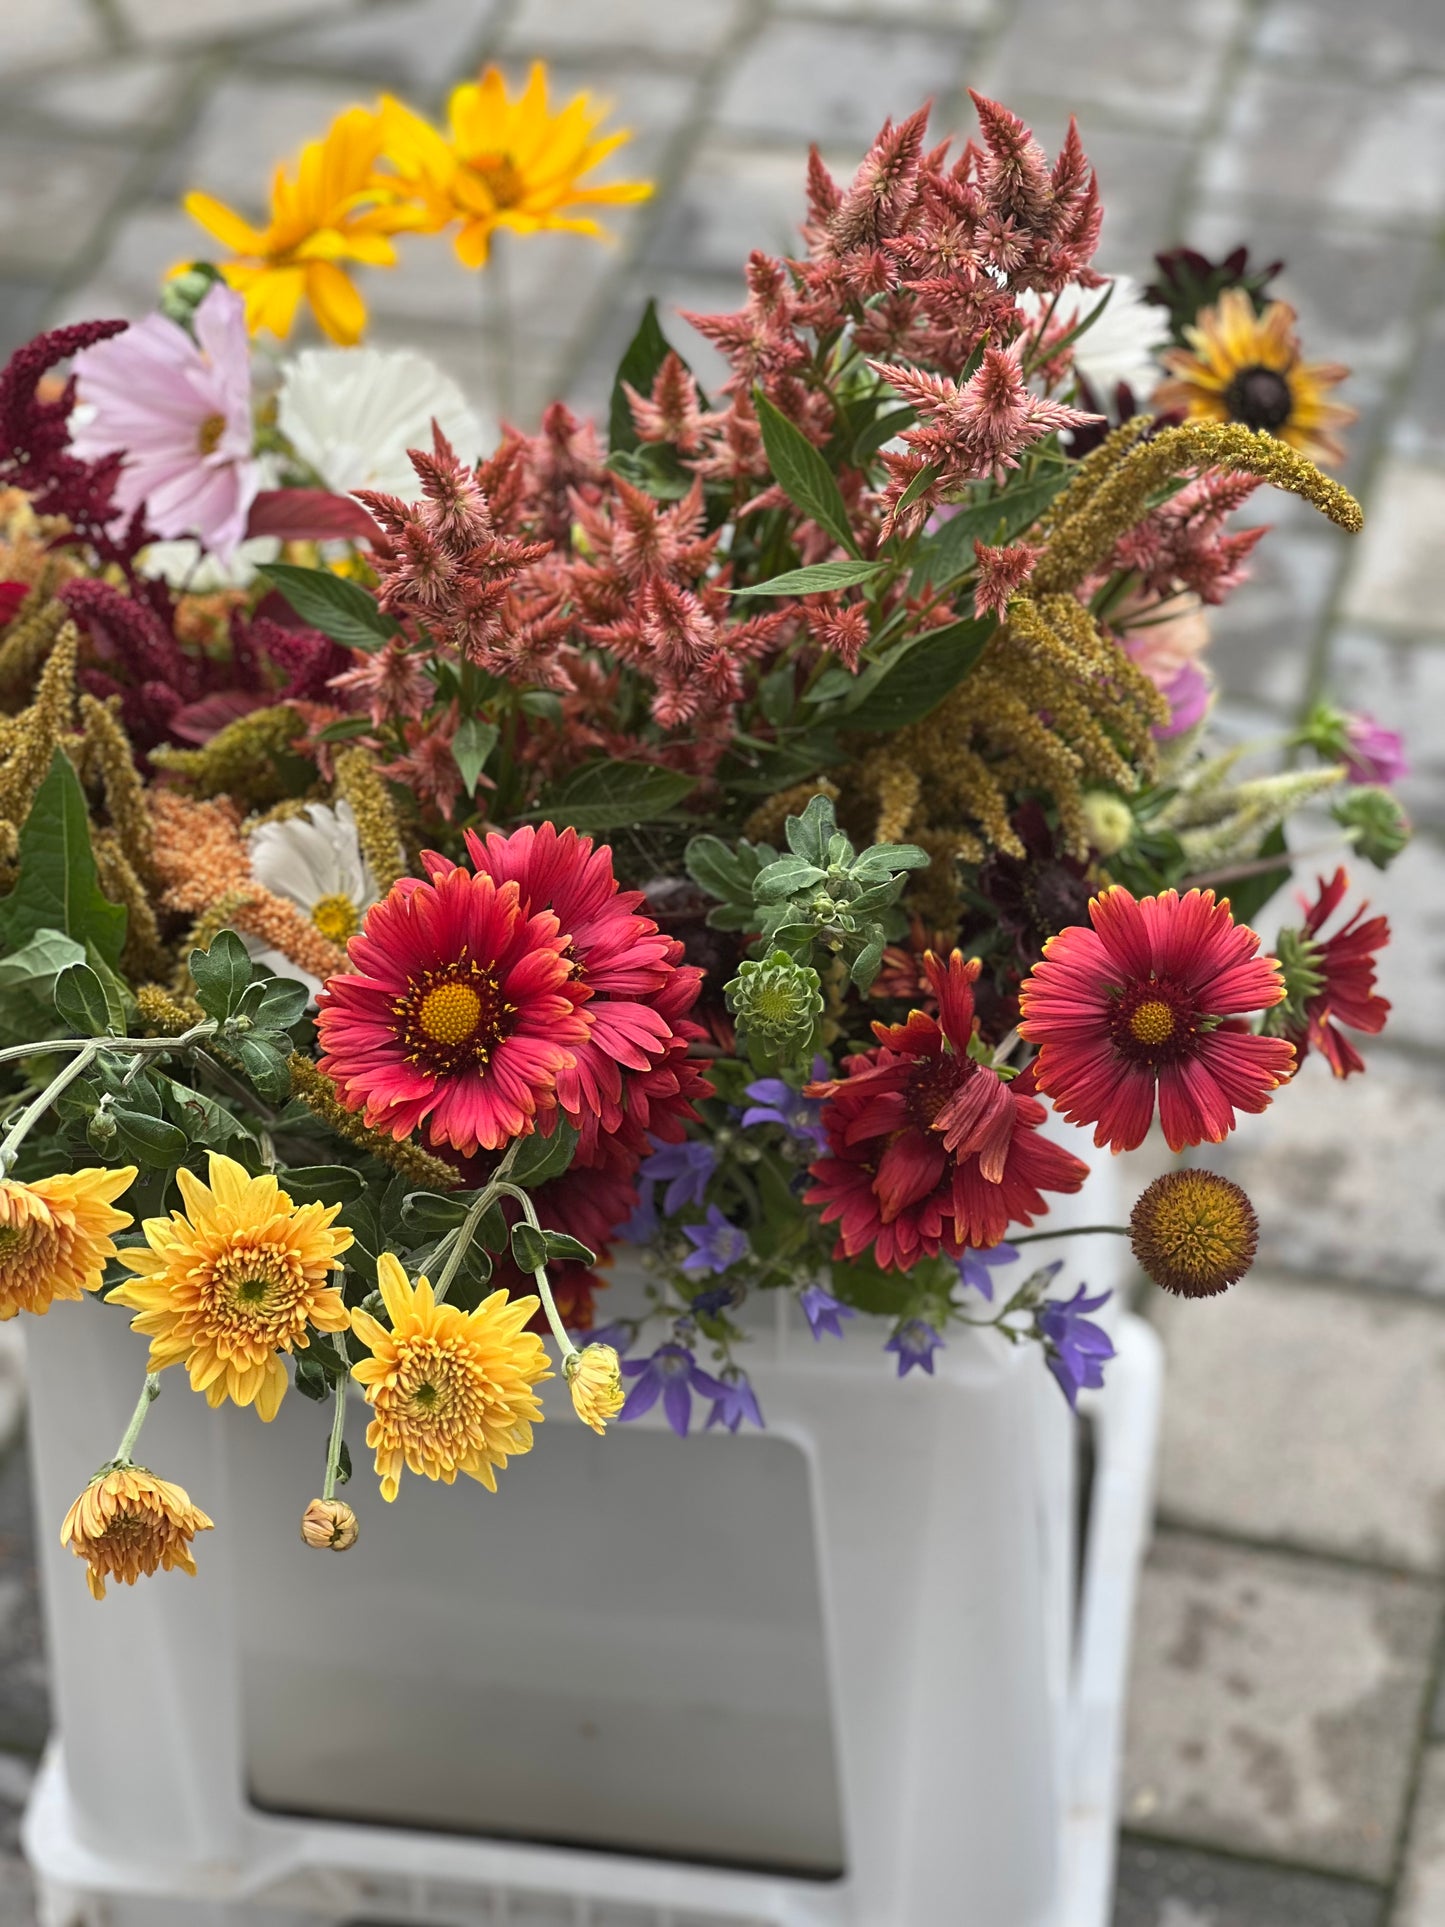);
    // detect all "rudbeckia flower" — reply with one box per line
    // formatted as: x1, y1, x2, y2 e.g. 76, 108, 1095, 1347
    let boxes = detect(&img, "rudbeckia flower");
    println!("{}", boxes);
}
1018, 886, 1296, 1154
379, 63, 652, 269
183, 106, 423, 344
1155, 287, 1356, 469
